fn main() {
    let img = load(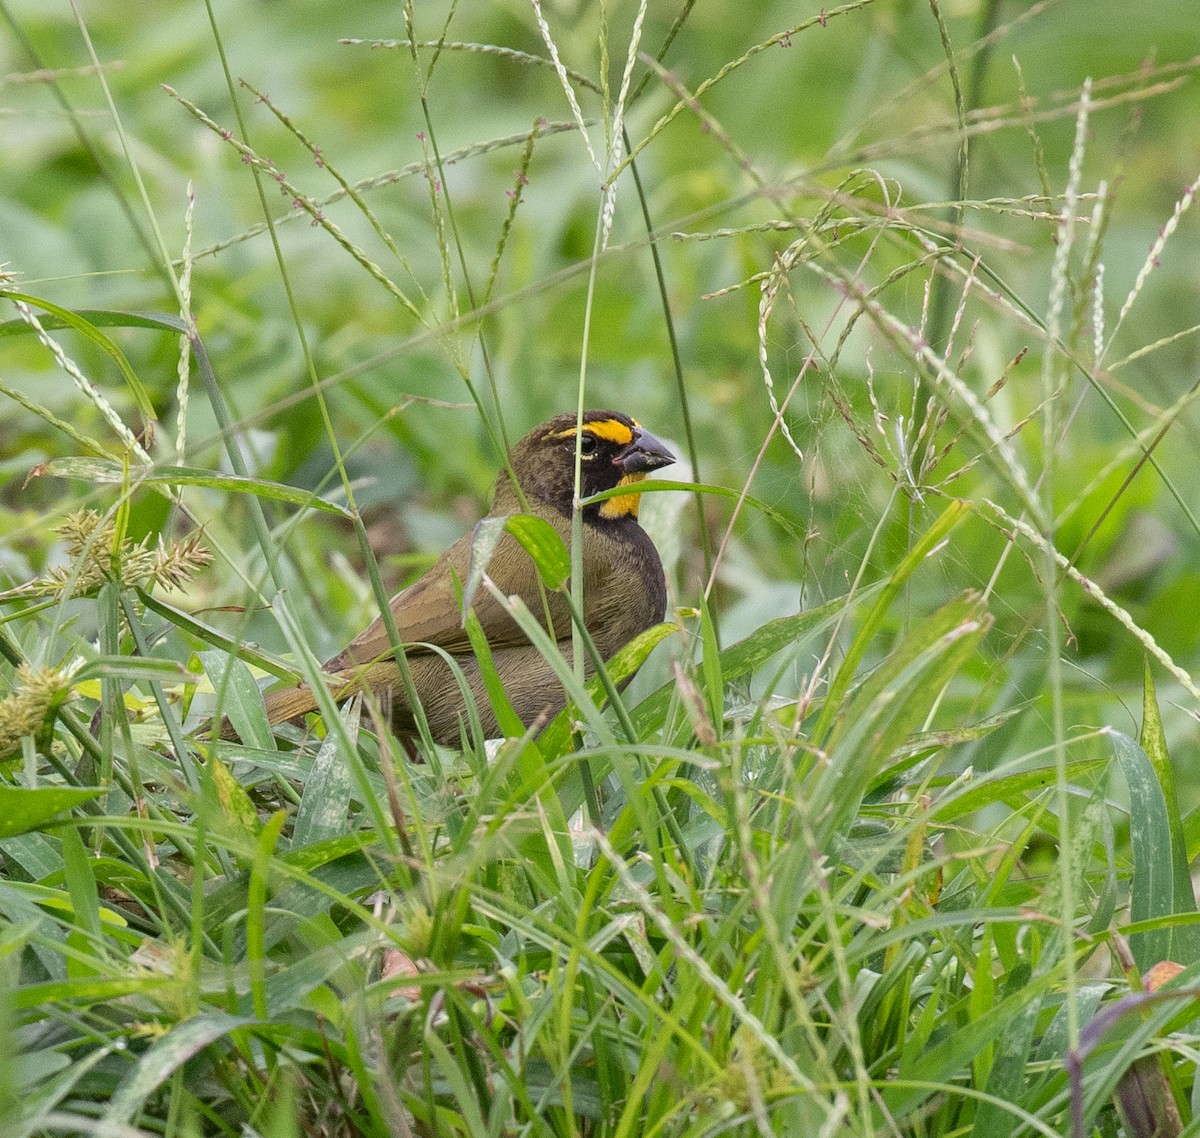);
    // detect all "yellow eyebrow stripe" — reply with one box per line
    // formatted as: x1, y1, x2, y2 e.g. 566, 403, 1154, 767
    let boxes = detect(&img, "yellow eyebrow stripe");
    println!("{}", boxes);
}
545, 418, 636, 446
585, 418, 636, 445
